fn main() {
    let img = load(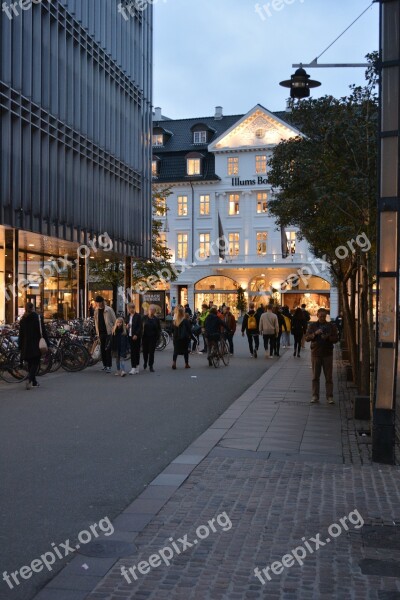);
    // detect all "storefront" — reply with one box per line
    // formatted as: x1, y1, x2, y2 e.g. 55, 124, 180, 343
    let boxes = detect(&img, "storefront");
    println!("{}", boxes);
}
194, 276, 240, 317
